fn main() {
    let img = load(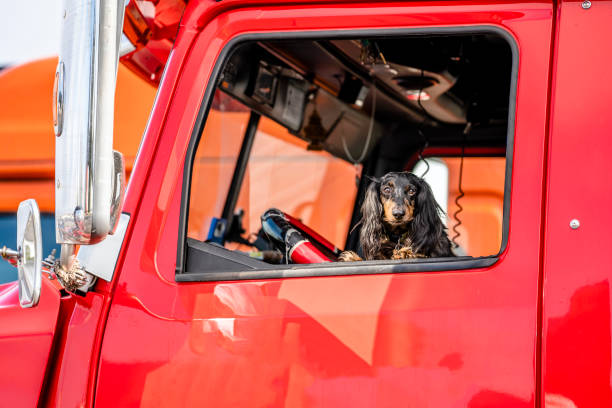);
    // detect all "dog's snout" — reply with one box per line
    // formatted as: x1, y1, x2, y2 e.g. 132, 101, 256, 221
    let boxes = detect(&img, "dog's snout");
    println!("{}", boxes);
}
392, 208, 405, 219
